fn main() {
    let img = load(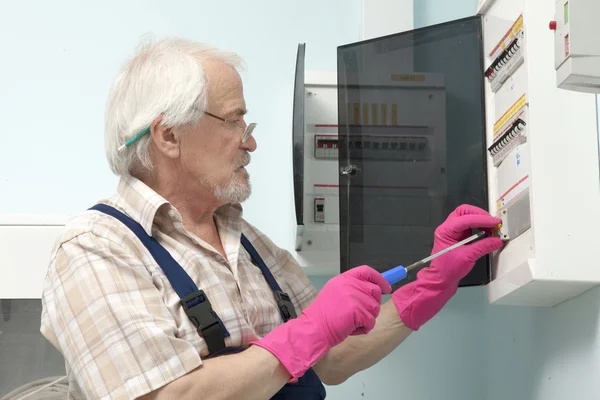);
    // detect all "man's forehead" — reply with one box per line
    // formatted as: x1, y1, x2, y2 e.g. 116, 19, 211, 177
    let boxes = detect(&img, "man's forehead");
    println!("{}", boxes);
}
203, 61, 244, 113
204, 60, 241, 90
